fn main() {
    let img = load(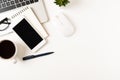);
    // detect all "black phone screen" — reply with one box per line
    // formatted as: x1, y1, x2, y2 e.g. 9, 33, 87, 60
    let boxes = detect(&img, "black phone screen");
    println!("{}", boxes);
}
13, 19, 43, 49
